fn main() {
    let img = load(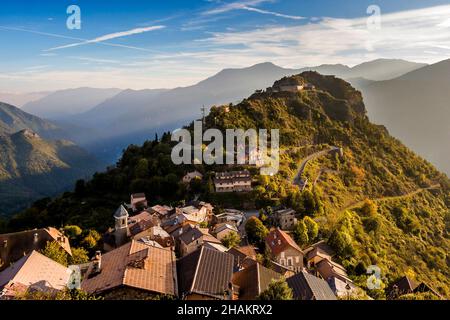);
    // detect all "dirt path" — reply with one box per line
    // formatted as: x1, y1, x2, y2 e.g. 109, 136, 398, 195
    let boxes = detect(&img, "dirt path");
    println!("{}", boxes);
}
338, 184, 441, 214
